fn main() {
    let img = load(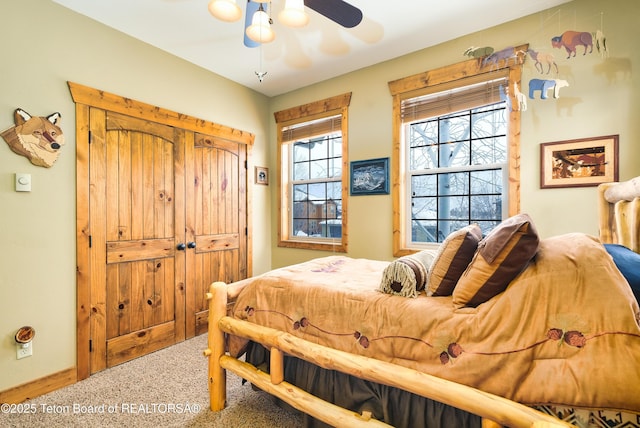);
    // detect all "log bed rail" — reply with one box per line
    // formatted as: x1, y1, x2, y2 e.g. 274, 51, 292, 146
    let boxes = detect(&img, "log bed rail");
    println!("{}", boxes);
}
204, 281, 574, 428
